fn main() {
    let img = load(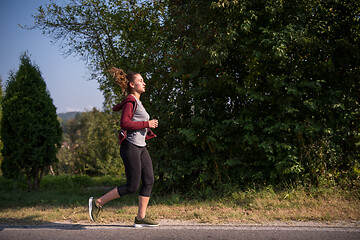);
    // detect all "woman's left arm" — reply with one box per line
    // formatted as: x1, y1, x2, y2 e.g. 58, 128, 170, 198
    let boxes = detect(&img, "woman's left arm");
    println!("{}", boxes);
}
120, 102, 150, 130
